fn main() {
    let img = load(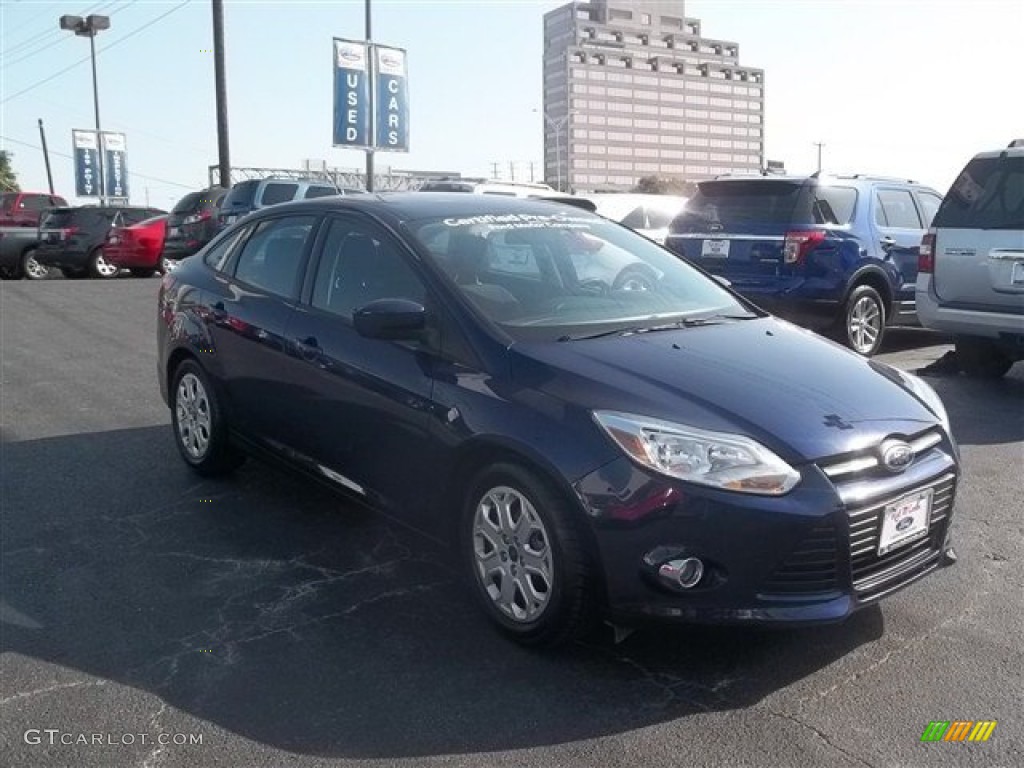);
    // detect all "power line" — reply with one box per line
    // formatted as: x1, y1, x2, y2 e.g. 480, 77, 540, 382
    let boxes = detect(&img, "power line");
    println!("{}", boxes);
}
3, 2, 138, 69
0, 134, 197, 190
1, 2, 114, 60
1, 1, 192, 105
